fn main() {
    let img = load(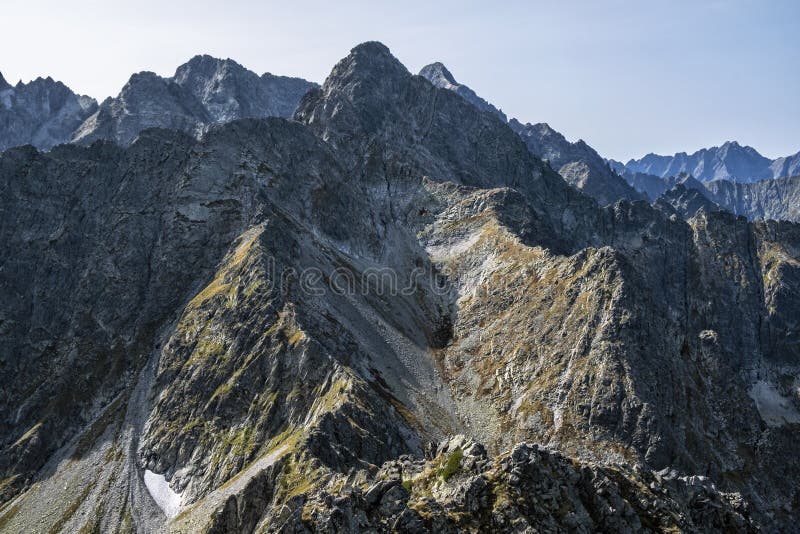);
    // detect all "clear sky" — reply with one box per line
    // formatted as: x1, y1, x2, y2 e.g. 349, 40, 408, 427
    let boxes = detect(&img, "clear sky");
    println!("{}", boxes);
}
1, 0, 797, 161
